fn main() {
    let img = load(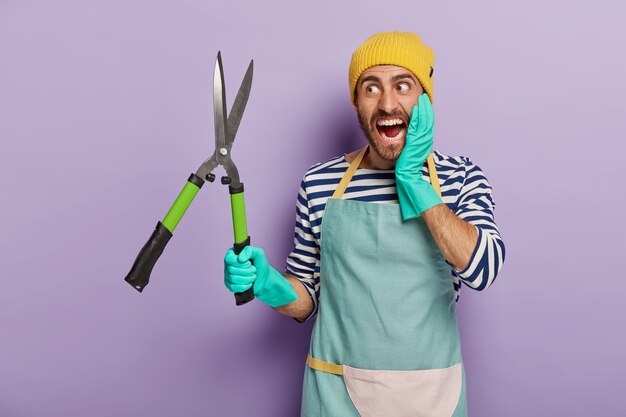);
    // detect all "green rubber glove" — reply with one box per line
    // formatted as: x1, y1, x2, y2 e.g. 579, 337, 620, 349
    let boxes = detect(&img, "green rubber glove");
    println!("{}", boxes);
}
395, 93, 443, 220
224, 246, 297, 308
